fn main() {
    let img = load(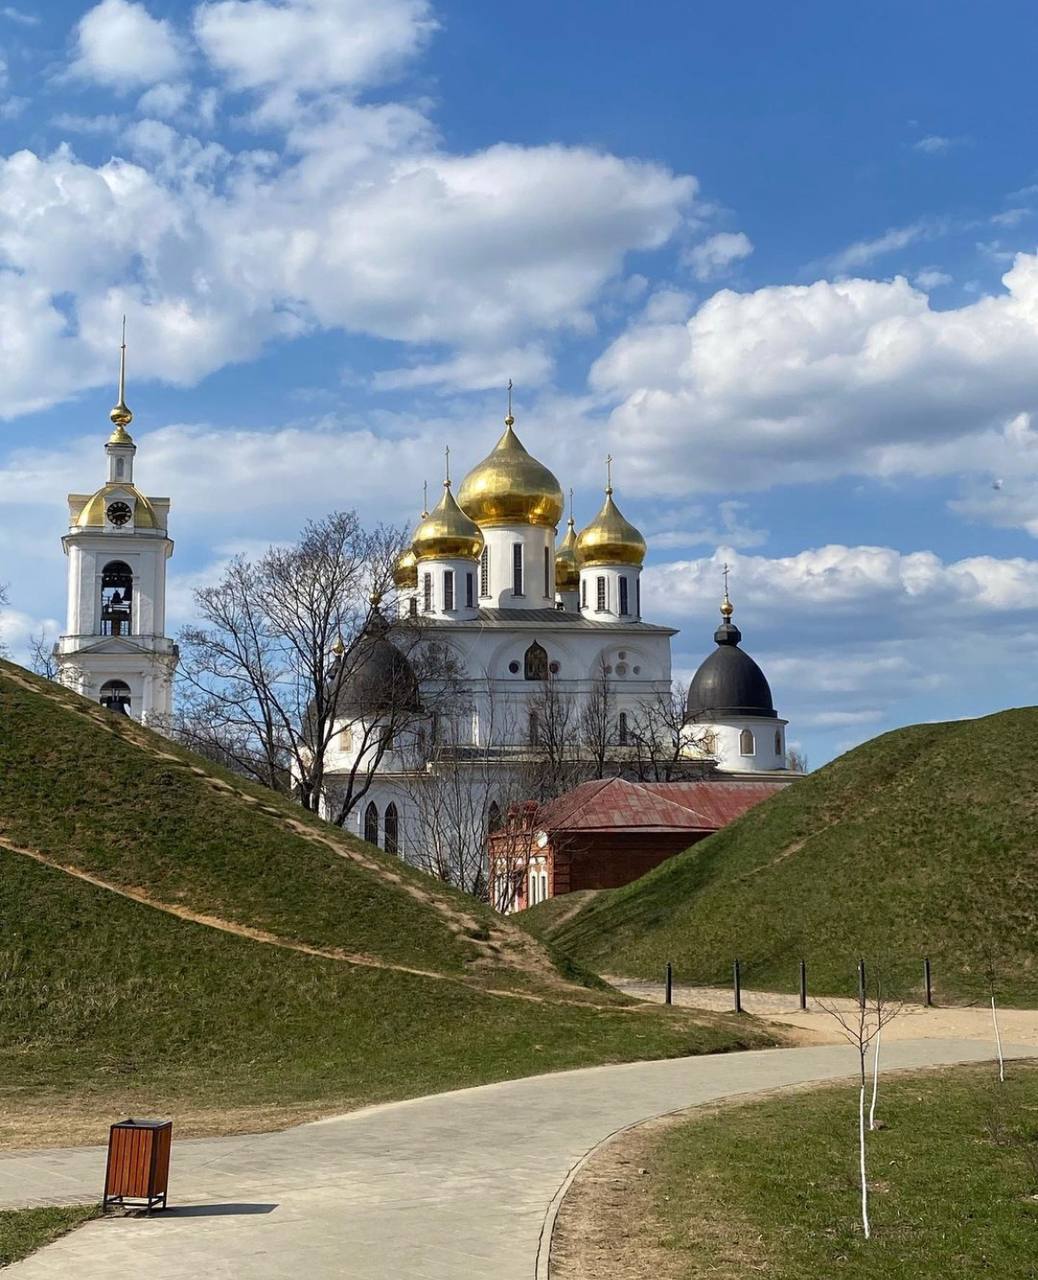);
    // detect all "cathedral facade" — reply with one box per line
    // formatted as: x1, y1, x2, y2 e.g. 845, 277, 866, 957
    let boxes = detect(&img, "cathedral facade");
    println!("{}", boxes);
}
321, 408, 789, 867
